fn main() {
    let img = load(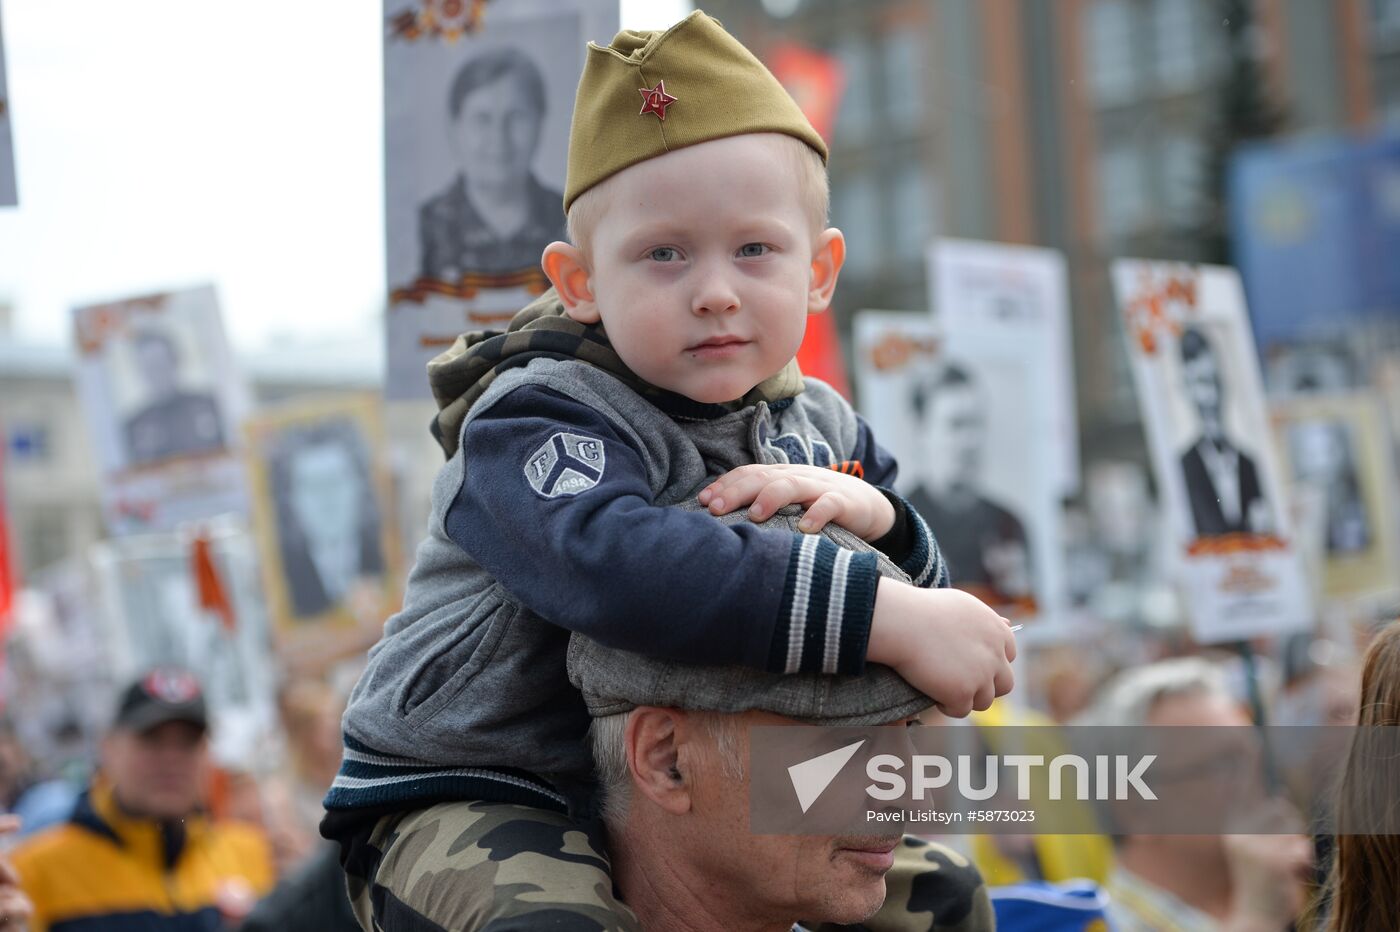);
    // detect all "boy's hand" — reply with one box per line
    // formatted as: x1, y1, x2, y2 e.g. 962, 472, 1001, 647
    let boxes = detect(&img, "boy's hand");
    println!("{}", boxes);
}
866, 581, 1016, 718
698, 464, 896, 542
